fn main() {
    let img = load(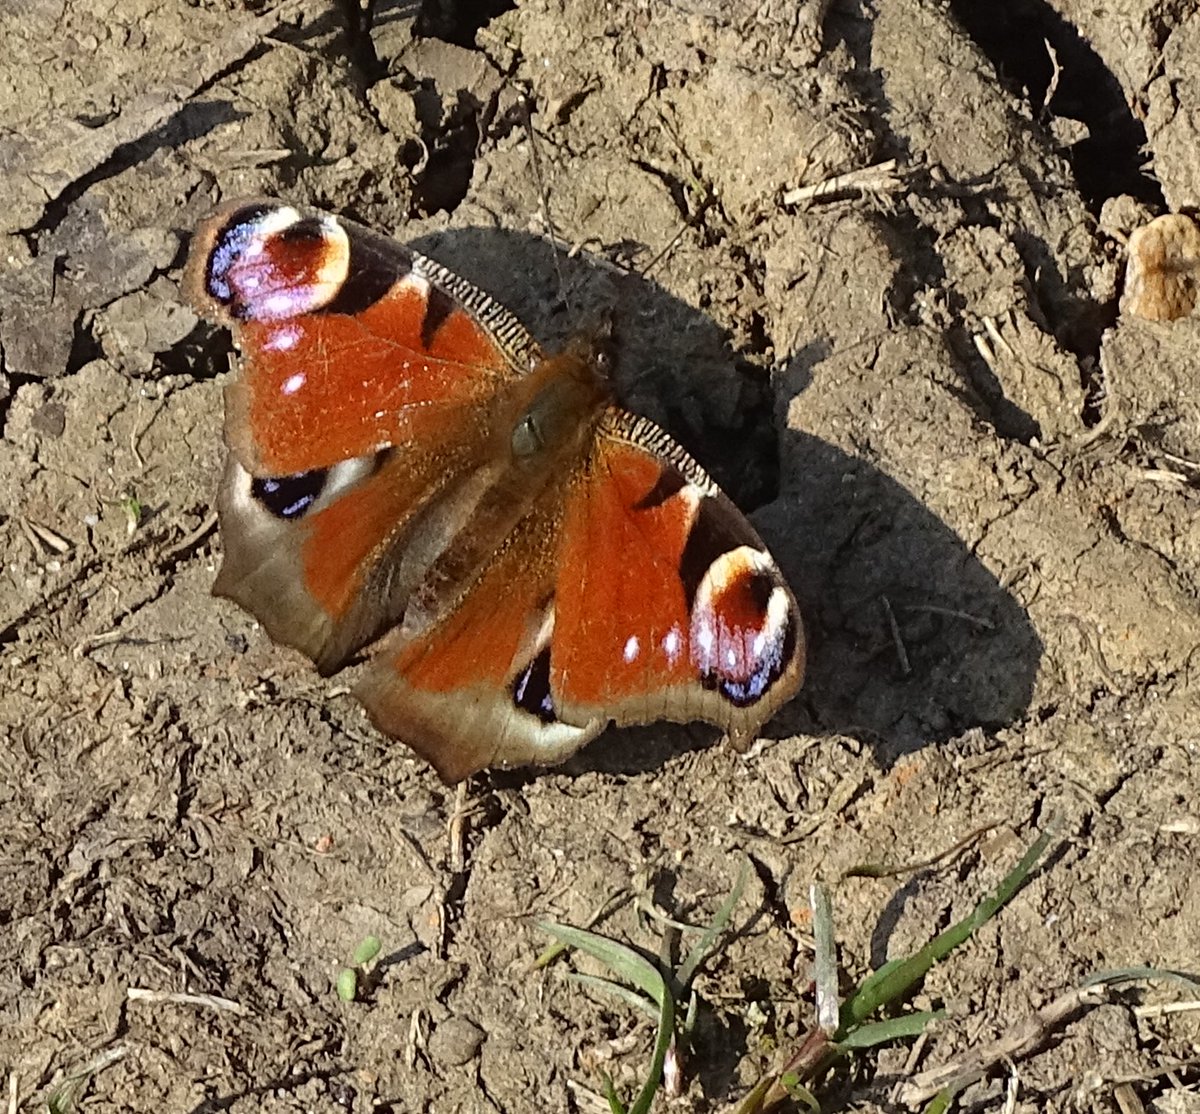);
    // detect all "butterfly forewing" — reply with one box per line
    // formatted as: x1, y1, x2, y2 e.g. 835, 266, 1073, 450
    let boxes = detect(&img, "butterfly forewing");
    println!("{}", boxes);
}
187, 199, 545, 670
